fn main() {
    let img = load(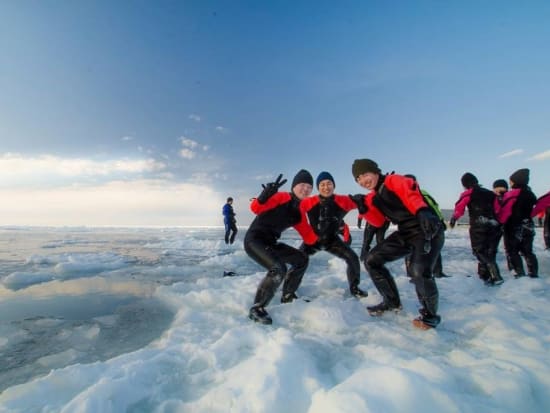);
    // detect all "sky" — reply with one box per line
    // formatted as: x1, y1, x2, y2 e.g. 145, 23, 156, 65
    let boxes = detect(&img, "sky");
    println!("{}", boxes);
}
1, 226, 549, 411
1, 0, 550, 226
